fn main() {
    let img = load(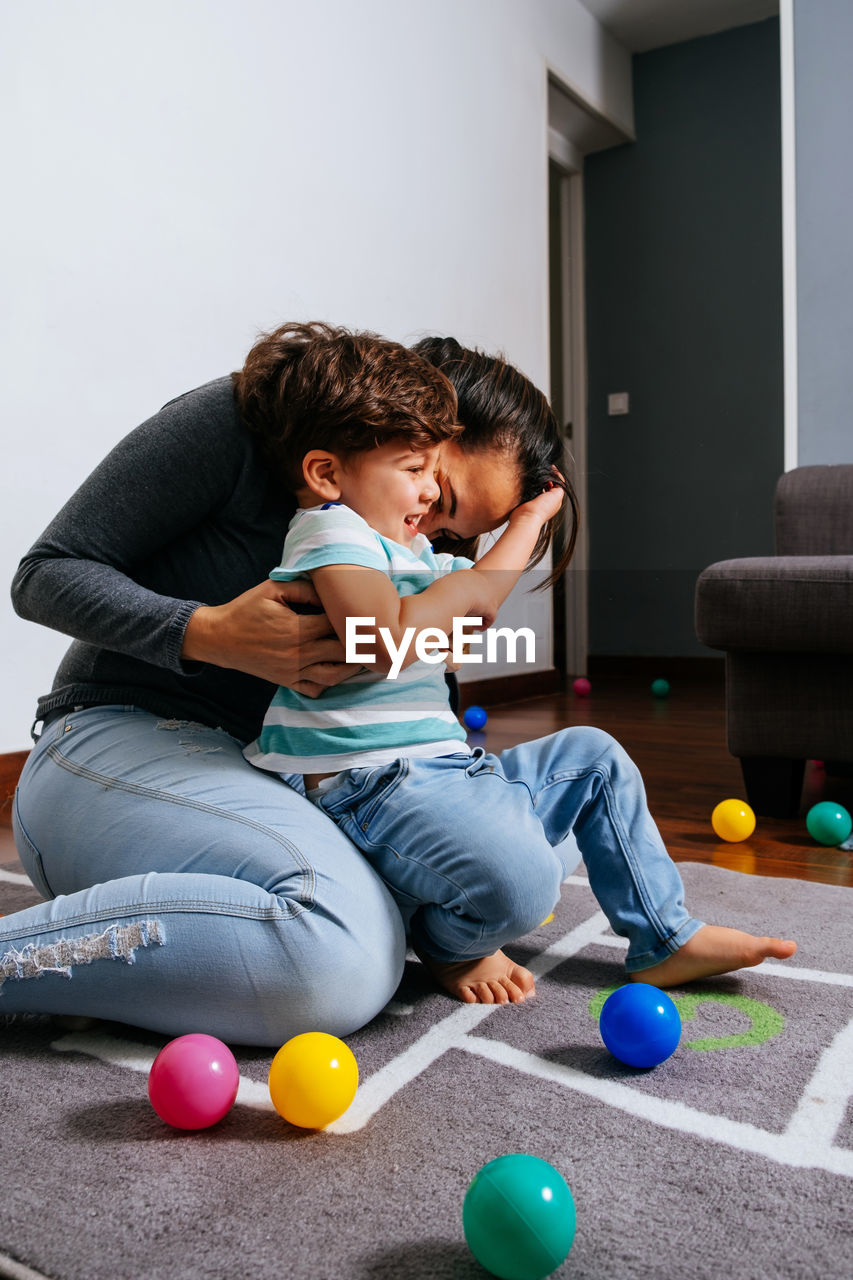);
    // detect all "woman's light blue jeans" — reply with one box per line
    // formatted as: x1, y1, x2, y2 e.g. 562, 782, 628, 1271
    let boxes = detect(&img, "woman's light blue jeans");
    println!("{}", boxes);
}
315, 727, 702, 967
2, 706, 407, 1045
2, 710, 701, 1045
